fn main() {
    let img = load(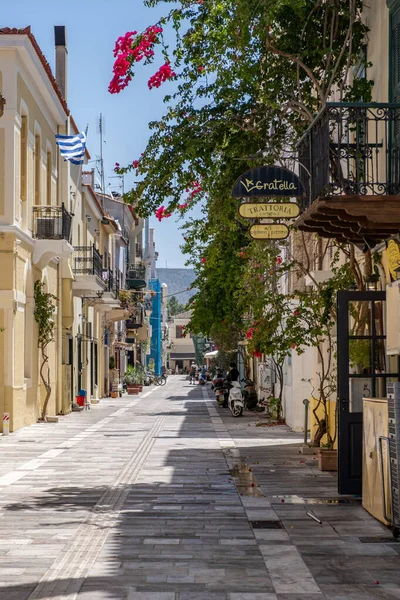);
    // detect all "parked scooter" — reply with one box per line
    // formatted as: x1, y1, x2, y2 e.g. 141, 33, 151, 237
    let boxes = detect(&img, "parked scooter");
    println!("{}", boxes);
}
144, 371, 154, 386
228, 381, 244, 417
212, 370, 225, 406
